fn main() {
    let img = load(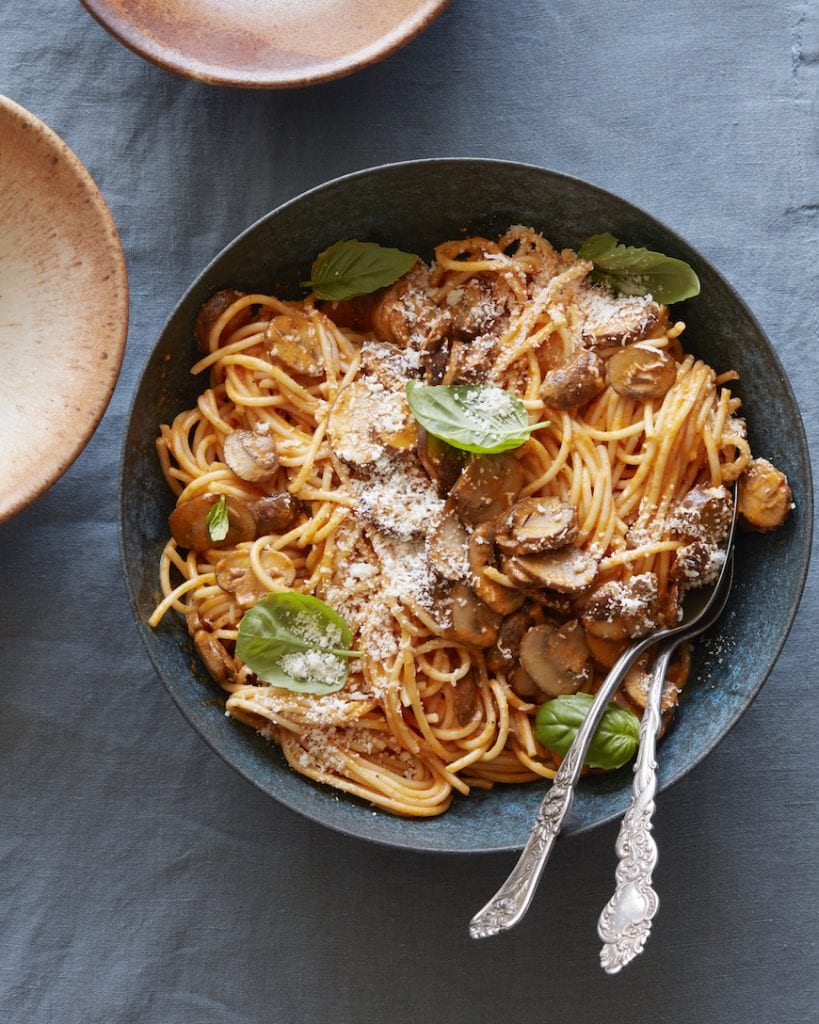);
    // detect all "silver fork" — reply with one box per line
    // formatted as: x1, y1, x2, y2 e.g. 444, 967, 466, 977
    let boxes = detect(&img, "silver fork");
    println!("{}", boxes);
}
598, 553, 735, 972
469, 496, 739, 941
